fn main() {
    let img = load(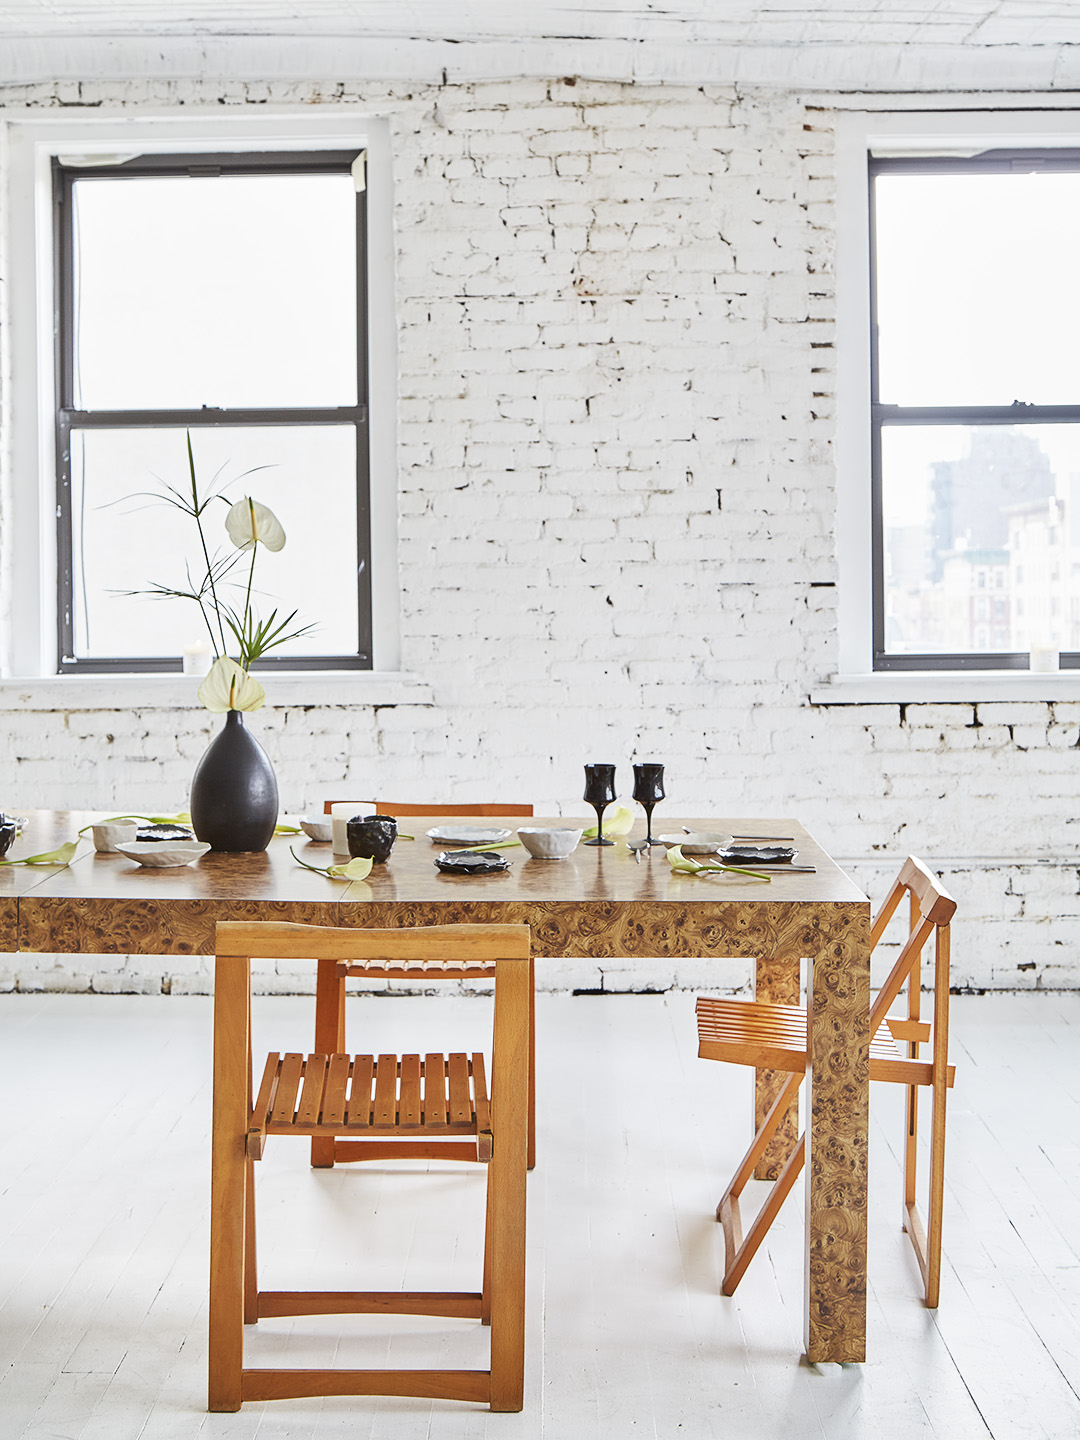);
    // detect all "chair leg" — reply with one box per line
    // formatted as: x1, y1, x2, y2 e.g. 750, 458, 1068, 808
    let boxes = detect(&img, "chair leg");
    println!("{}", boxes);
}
722, 1137, 805, 1296
244, 1154, 258, 1324
716, 1071, 805, 1295
481, 1163, 493, 1326
312, 957, 345, 1168
209, 956, 250, 1413
527, 954, 536, 1171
